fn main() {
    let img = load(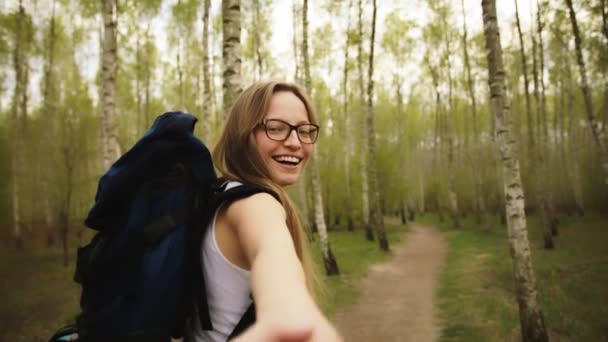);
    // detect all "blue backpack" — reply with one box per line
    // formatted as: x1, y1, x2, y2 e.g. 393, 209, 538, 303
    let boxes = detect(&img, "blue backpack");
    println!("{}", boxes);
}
50, 112, 264, 342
